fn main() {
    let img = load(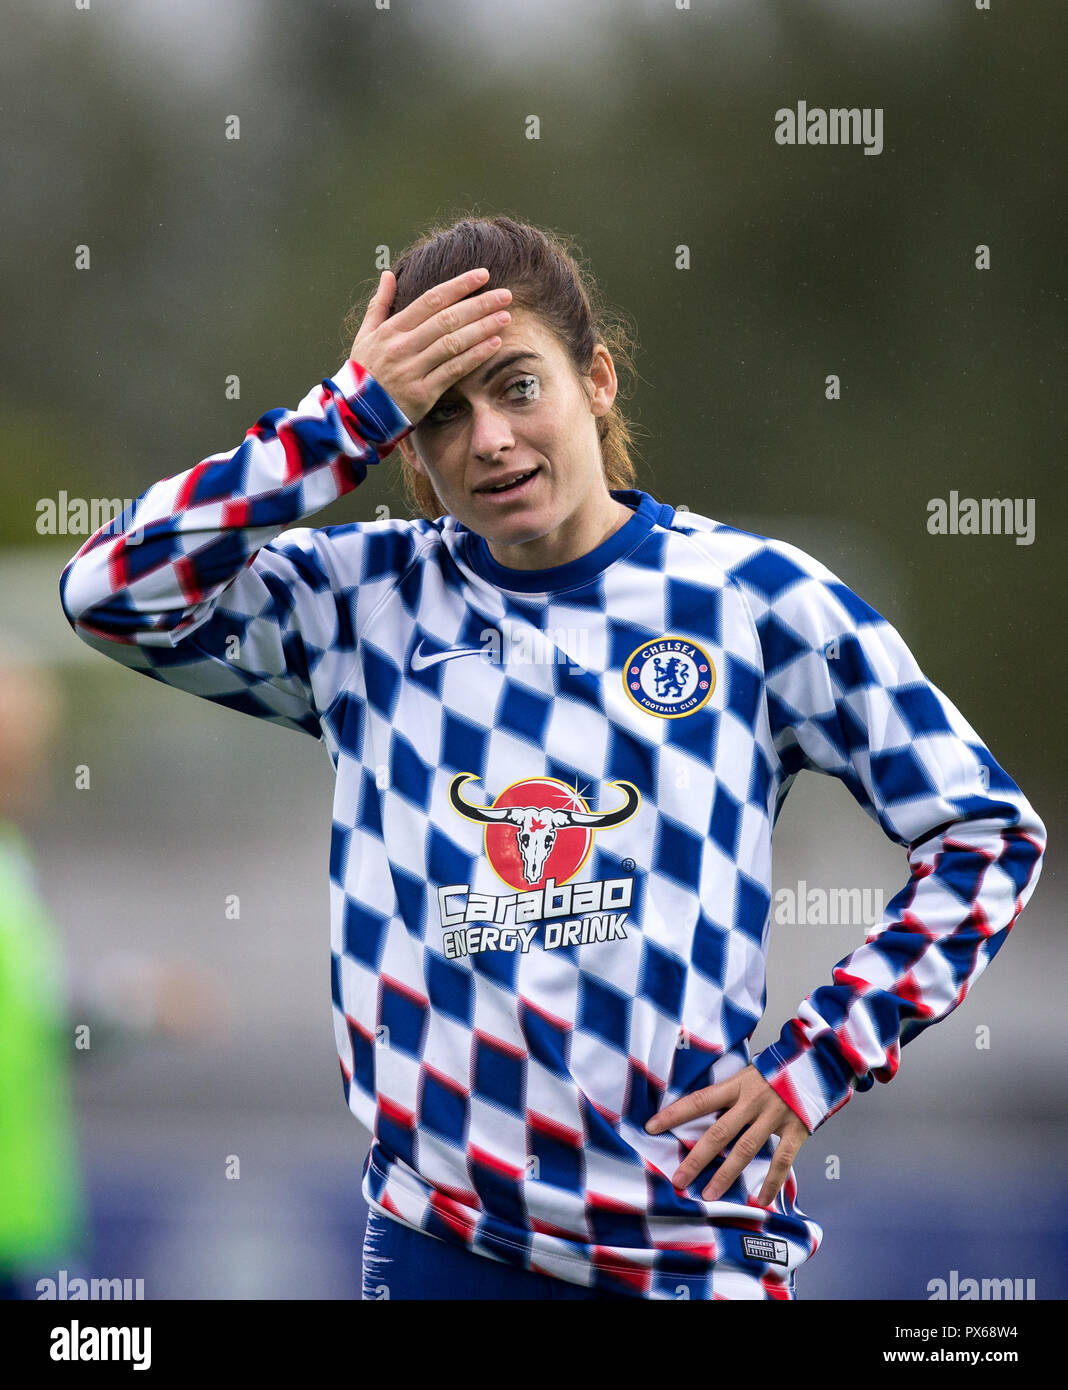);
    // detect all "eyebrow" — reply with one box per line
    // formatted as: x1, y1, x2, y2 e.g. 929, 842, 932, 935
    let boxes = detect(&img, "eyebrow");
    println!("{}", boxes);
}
439, 350, 543, 400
